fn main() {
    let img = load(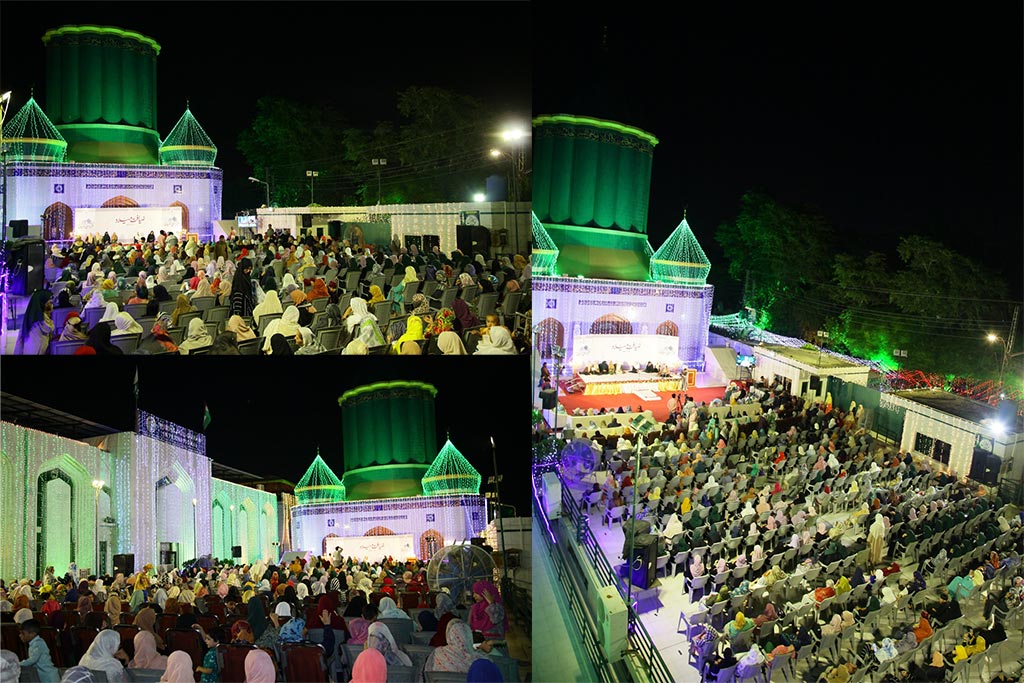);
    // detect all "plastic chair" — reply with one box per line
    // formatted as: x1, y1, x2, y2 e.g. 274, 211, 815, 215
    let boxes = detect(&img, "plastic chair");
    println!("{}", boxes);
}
378, 618, 414, 645
114, 624, 140, 660
110, 332, 142, 354
165, 627, 205, 674
283, 642, 329, 683
218, 643, 255, 683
